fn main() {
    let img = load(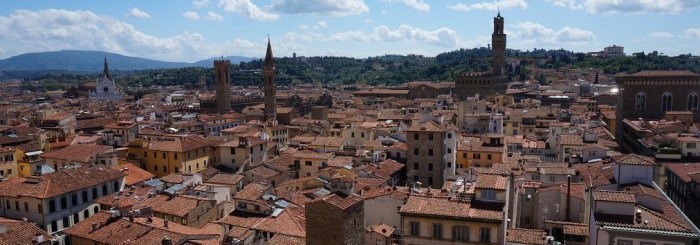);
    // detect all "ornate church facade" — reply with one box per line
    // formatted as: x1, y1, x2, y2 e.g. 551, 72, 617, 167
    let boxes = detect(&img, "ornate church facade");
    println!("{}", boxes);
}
90, 57, 123, 101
